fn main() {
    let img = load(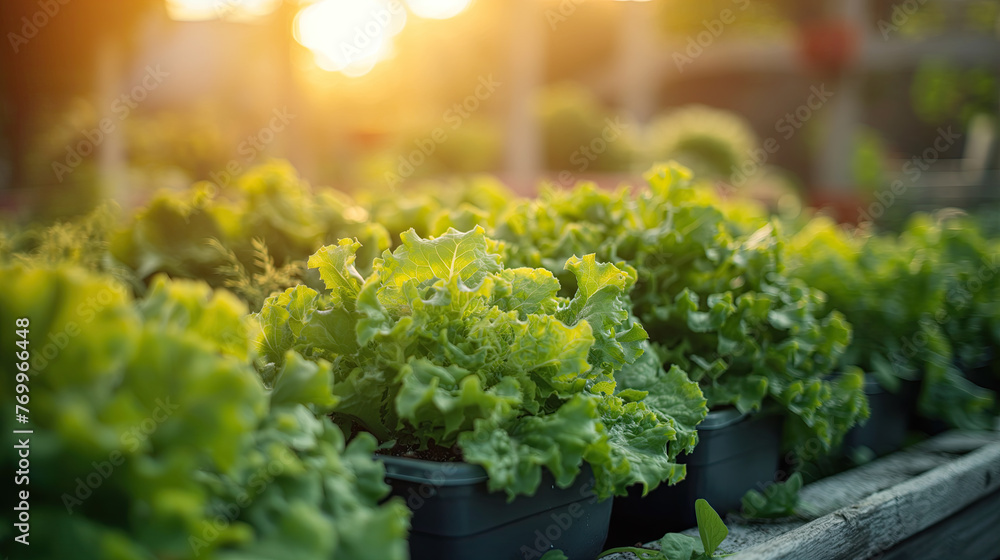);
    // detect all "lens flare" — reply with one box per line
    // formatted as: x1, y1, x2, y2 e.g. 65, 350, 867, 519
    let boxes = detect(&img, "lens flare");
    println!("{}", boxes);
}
165, 0, 282, 22
294, 0, 406, 76
405, 0, 474, 20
